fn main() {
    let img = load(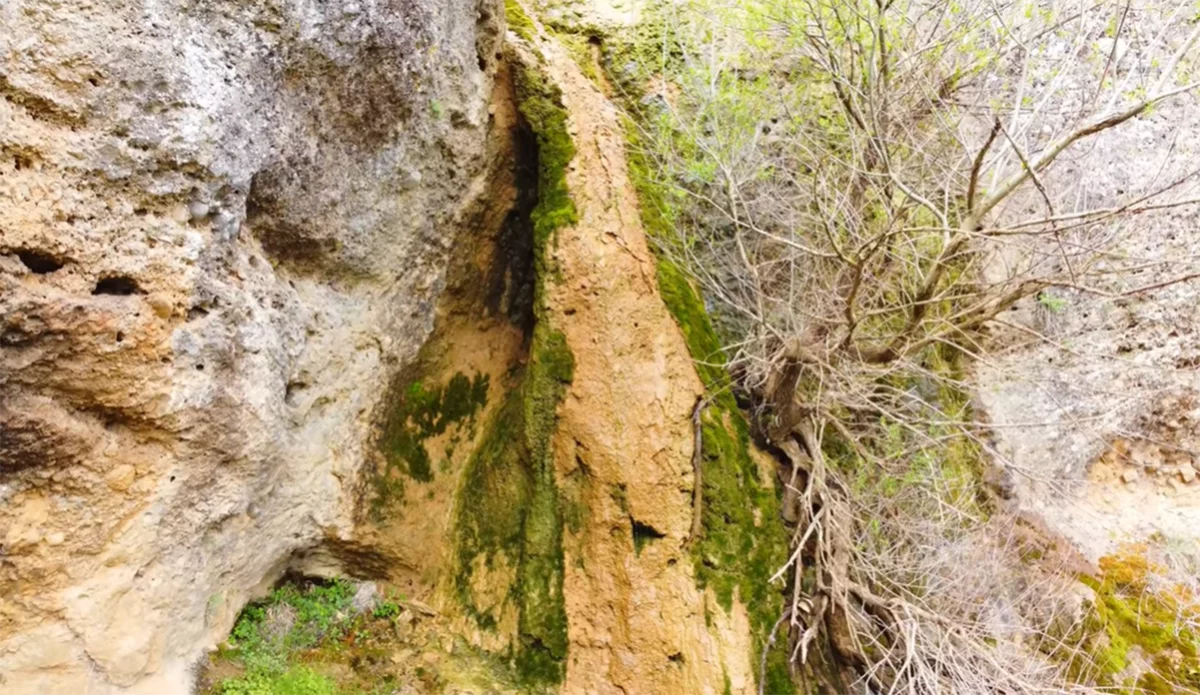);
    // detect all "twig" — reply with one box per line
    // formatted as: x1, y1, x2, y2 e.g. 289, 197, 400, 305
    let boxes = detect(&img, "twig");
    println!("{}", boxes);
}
684, 396, 708, 548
